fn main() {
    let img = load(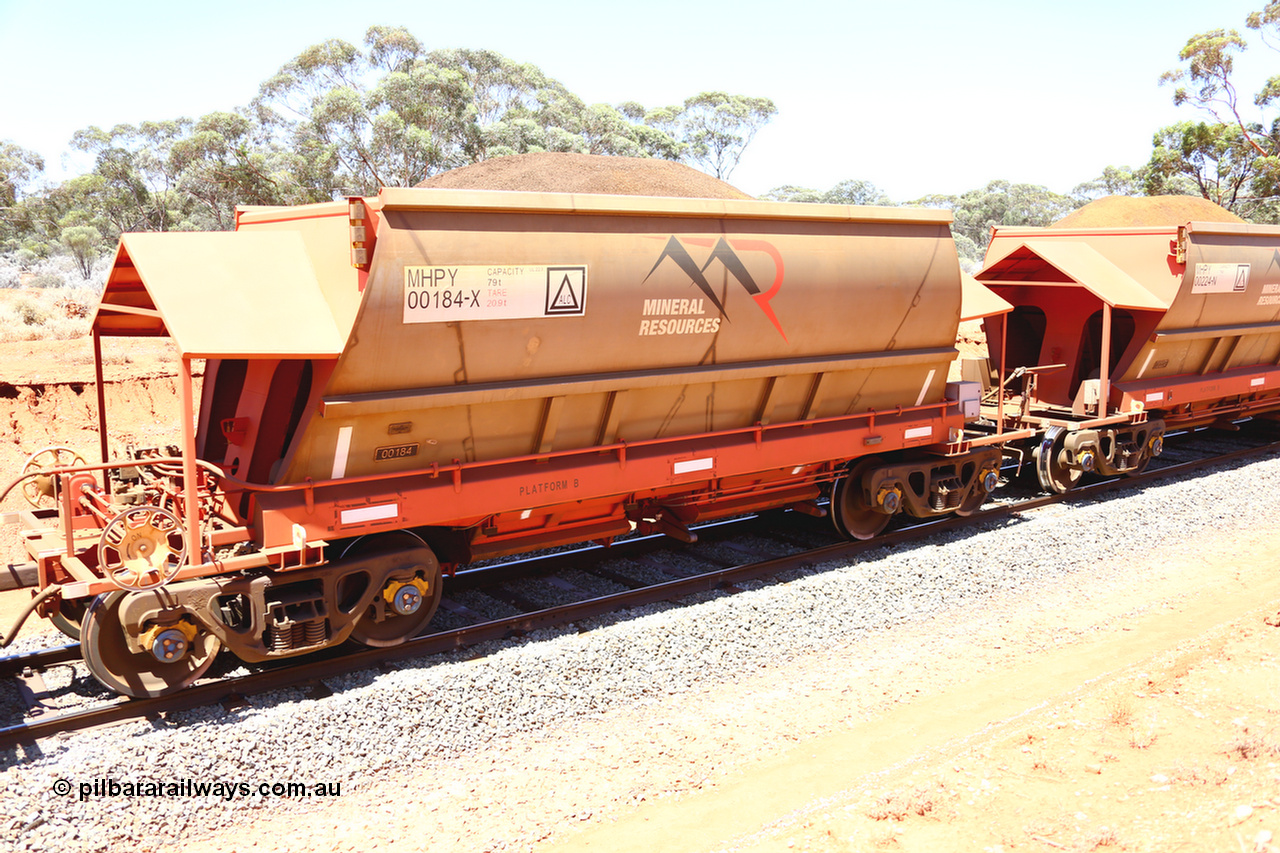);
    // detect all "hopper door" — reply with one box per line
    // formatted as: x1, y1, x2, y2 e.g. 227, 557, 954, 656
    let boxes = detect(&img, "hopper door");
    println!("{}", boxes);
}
985, 288, 1155, 413
977, 240, 1168, 416
1072, 307, 1136, 405
196, 359, 323, 519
